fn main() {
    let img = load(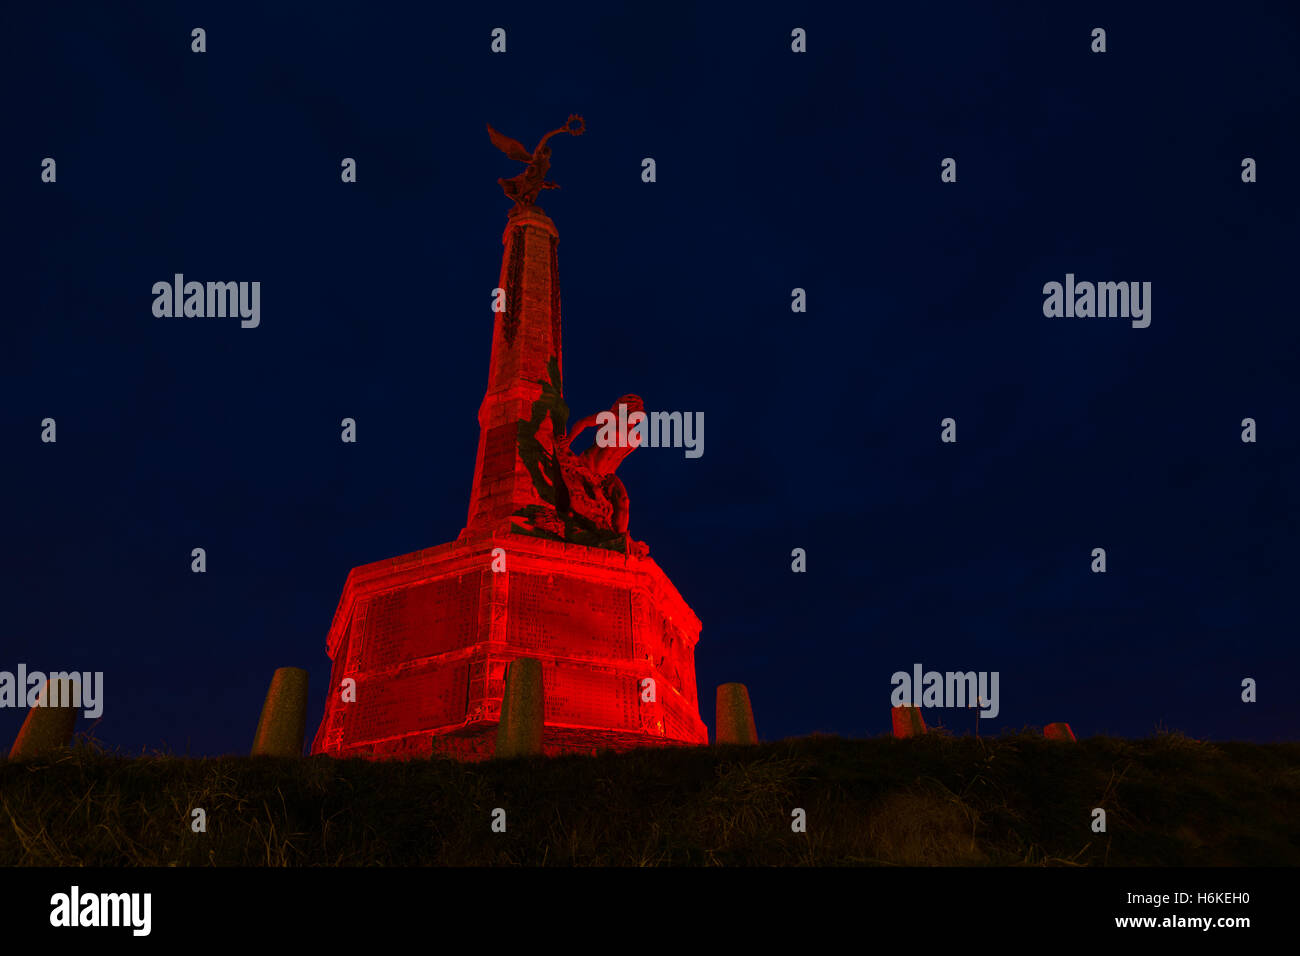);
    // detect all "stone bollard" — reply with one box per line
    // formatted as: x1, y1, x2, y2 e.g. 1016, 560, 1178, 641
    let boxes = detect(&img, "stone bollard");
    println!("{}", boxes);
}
715, 683, 758, 744
891, 705, 927, 738
1044, 722, 1077, 741
250, 667, 309, 756
495, 657, 544, 758
9, 678, 80, 759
